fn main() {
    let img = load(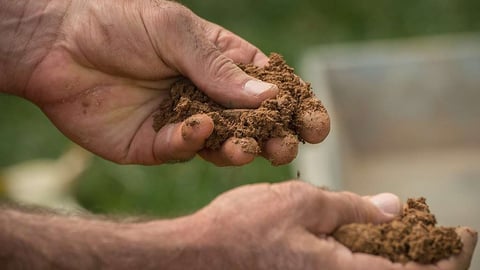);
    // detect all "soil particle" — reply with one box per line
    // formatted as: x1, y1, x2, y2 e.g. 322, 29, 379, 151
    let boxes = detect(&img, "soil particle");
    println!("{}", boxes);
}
153, 53, 329, 155
333, 197, 463, 264
233, 137, 260, 155
185, 117, 200, 128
